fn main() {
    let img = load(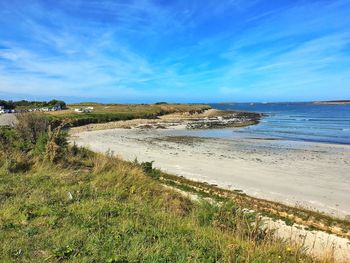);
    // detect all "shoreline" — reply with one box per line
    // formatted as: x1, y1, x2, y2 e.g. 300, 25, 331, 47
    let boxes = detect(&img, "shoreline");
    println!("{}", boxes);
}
72, 127, 350, 219
69, 108, 263, 134
71, 126, 350, 261
69, 110, 350, 261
